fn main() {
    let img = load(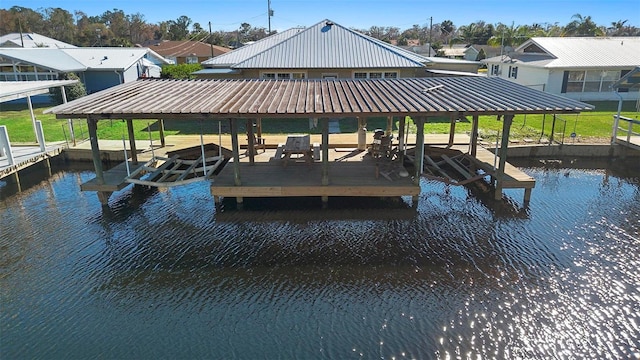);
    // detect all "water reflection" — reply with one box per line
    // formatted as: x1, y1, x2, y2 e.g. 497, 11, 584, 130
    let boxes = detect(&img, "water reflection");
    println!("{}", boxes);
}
1, 160, 639, 359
